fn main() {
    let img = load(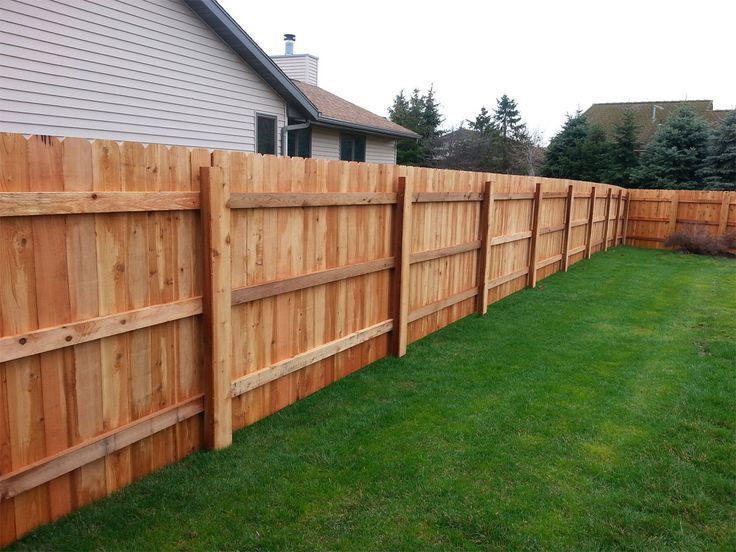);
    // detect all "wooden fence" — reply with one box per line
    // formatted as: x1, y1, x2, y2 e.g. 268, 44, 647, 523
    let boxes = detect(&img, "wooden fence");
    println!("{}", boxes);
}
626, 189, 736, 249
0, 133, 632, 545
